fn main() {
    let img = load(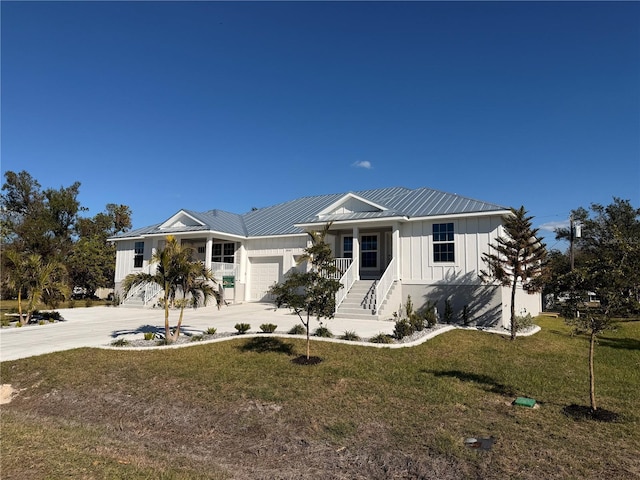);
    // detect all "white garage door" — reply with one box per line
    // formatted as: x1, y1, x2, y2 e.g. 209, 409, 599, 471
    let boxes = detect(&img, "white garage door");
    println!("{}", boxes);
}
249, 257, 282, 301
